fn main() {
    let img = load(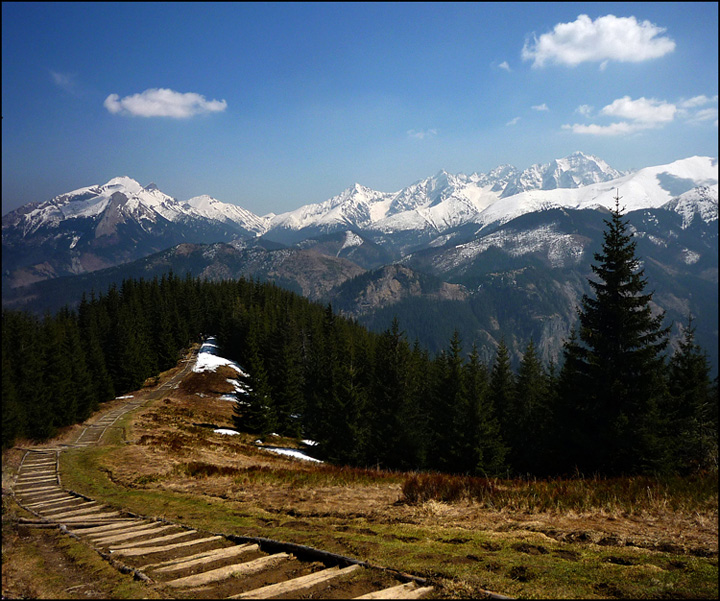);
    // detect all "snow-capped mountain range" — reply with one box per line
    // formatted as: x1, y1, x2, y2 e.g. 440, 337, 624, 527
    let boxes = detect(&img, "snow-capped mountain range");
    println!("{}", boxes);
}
4, 152, 717, 242
2, 152, 717, 290
4, 175, 267, 238
264, 153, 716, 242
3, 151, 718, 374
